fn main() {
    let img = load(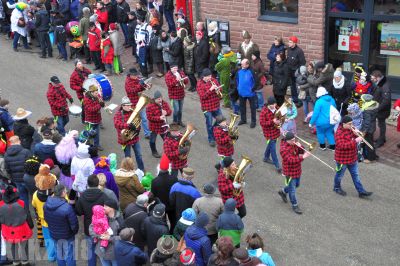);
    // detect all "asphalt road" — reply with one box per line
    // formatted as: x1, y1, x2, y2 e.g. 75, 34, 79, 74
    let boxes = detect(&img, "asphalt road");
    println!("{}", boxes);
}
1, 38, 399, 266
